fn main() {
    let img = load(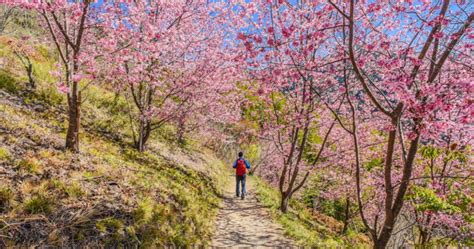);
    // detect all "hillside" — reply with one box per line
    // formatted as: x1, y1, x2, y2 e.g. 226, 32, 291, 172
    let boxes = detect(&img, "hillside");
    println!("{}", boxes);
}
0, 88, 227, 247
